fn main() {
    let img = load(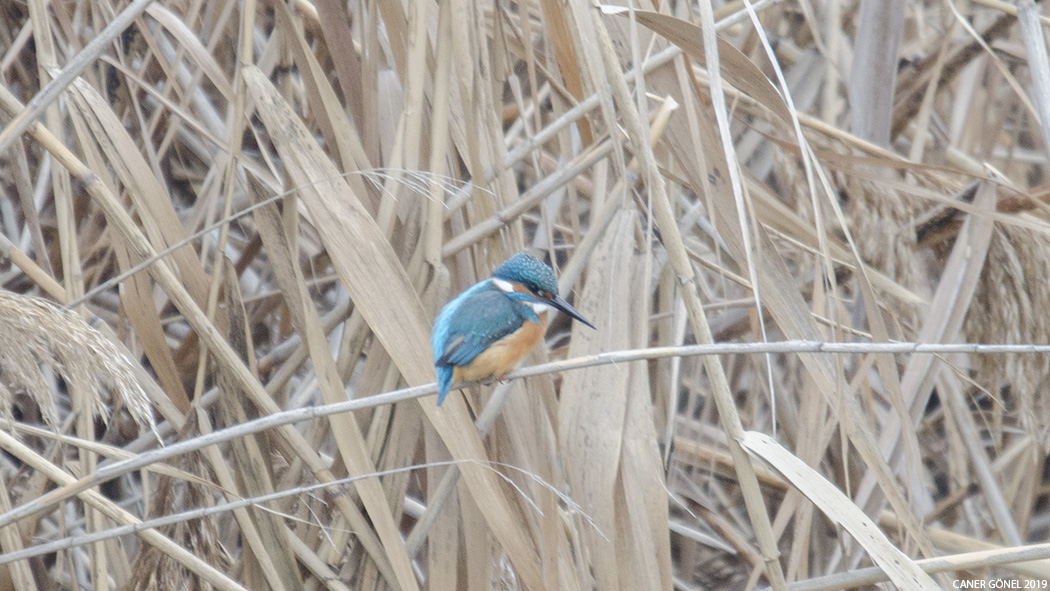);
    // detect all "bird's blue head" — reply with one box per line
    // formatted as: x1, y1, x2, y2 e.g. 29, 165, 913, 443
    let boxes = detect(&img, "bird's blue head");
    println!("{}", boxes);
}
492, 252, 595, 329
492, 252, 559, 295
